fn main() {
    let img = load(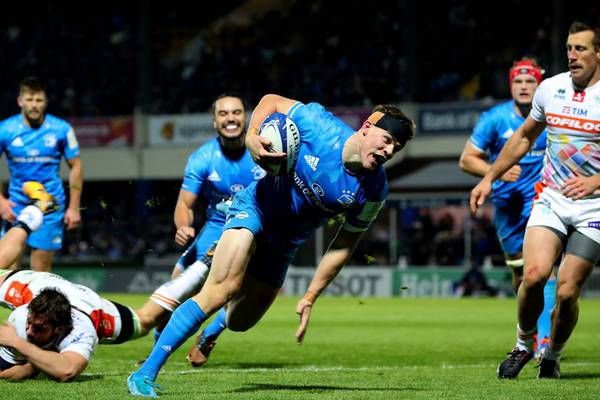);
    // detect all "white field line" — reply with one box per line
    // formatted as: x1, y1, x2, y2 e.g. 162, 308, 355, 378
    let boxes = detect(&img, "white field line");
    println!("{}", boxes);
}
85, 361, 600, 377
